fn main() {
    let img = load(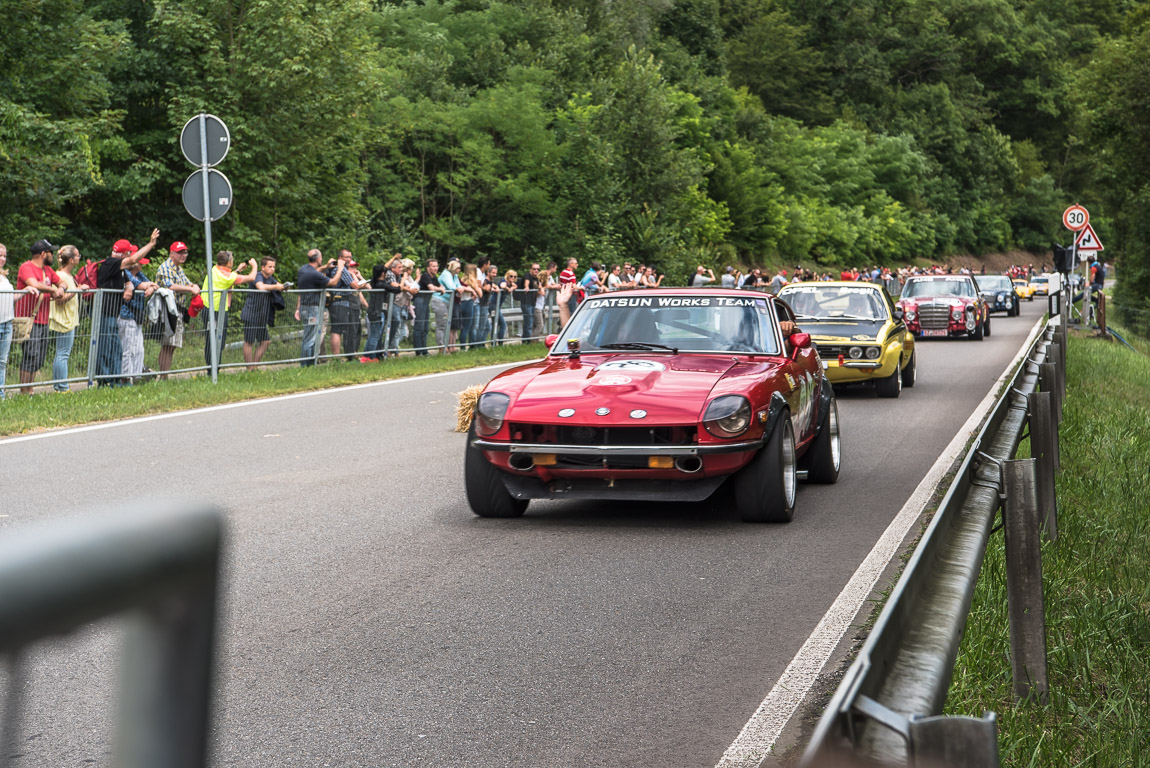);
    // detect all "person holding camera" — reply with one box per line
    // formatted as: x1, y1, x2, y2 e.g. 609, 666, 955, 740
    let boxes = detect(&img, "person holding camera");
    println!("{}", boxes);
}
201, 250, 257, 367
294, 249, 343, 366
